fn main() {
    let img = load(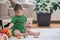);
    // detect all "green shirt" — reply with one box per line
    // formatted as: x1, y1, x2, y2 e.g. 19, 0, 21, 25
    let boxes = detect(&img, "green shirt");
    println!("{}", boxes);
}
11, 15, 27, 35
